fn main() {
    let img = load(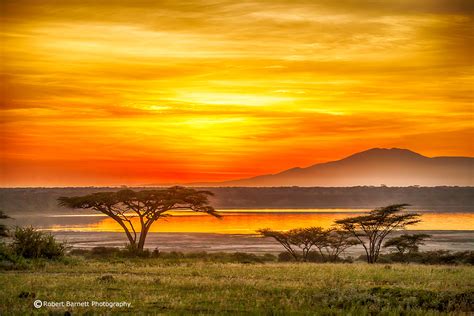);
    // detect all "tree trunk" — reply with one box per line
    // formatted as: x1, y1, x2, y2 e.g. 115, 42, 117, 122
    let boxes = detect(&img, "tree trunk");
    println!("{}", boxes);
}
110, 216, 136, 249
137, 221, 152, 250
367, 252, 375, 264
